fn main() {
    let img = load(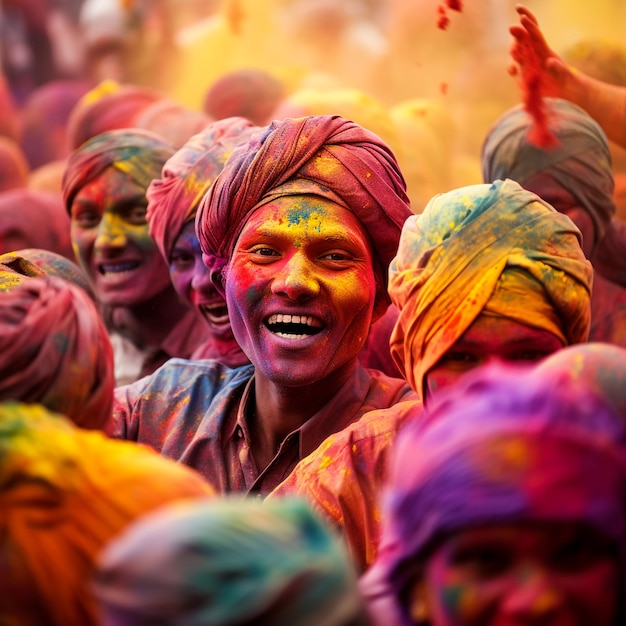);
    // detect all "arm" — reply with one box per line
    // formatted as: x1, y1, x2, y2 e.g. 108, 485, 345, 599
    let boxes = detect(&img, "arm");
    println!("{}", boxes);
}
510, 4, 626, 149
